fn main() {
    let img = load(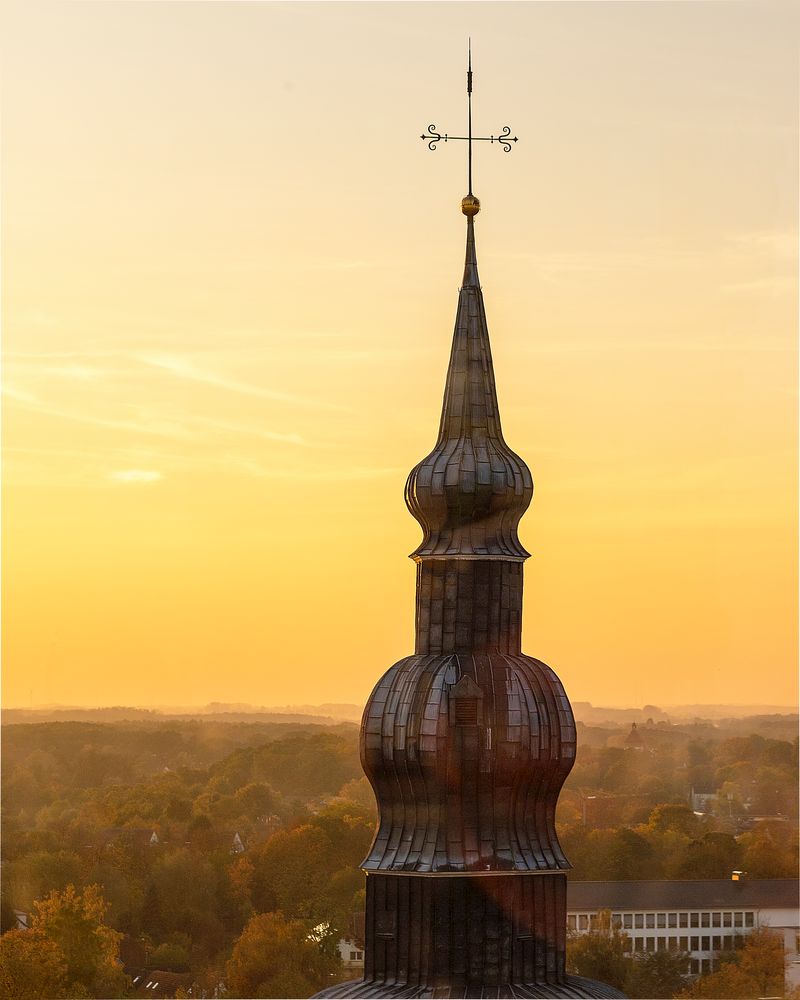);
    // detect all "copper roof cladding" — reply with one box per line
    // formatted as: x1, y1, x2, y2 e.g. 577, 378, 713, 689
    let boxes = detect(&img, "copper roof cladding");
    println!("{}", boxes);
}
309, 207, 627, 1000
361, 651, 575, 874
405, 216, 532, 561
358, 210, 577, 879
